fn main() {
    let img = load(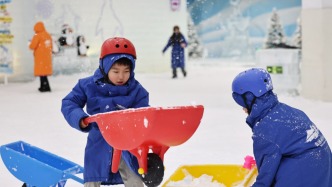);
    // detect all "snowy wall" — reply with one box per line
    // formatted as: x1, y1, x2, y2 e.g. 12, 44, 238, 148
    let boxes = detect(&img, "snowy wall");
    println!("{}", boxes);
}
0, 0, 188, 82
187, 0, 301, 60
